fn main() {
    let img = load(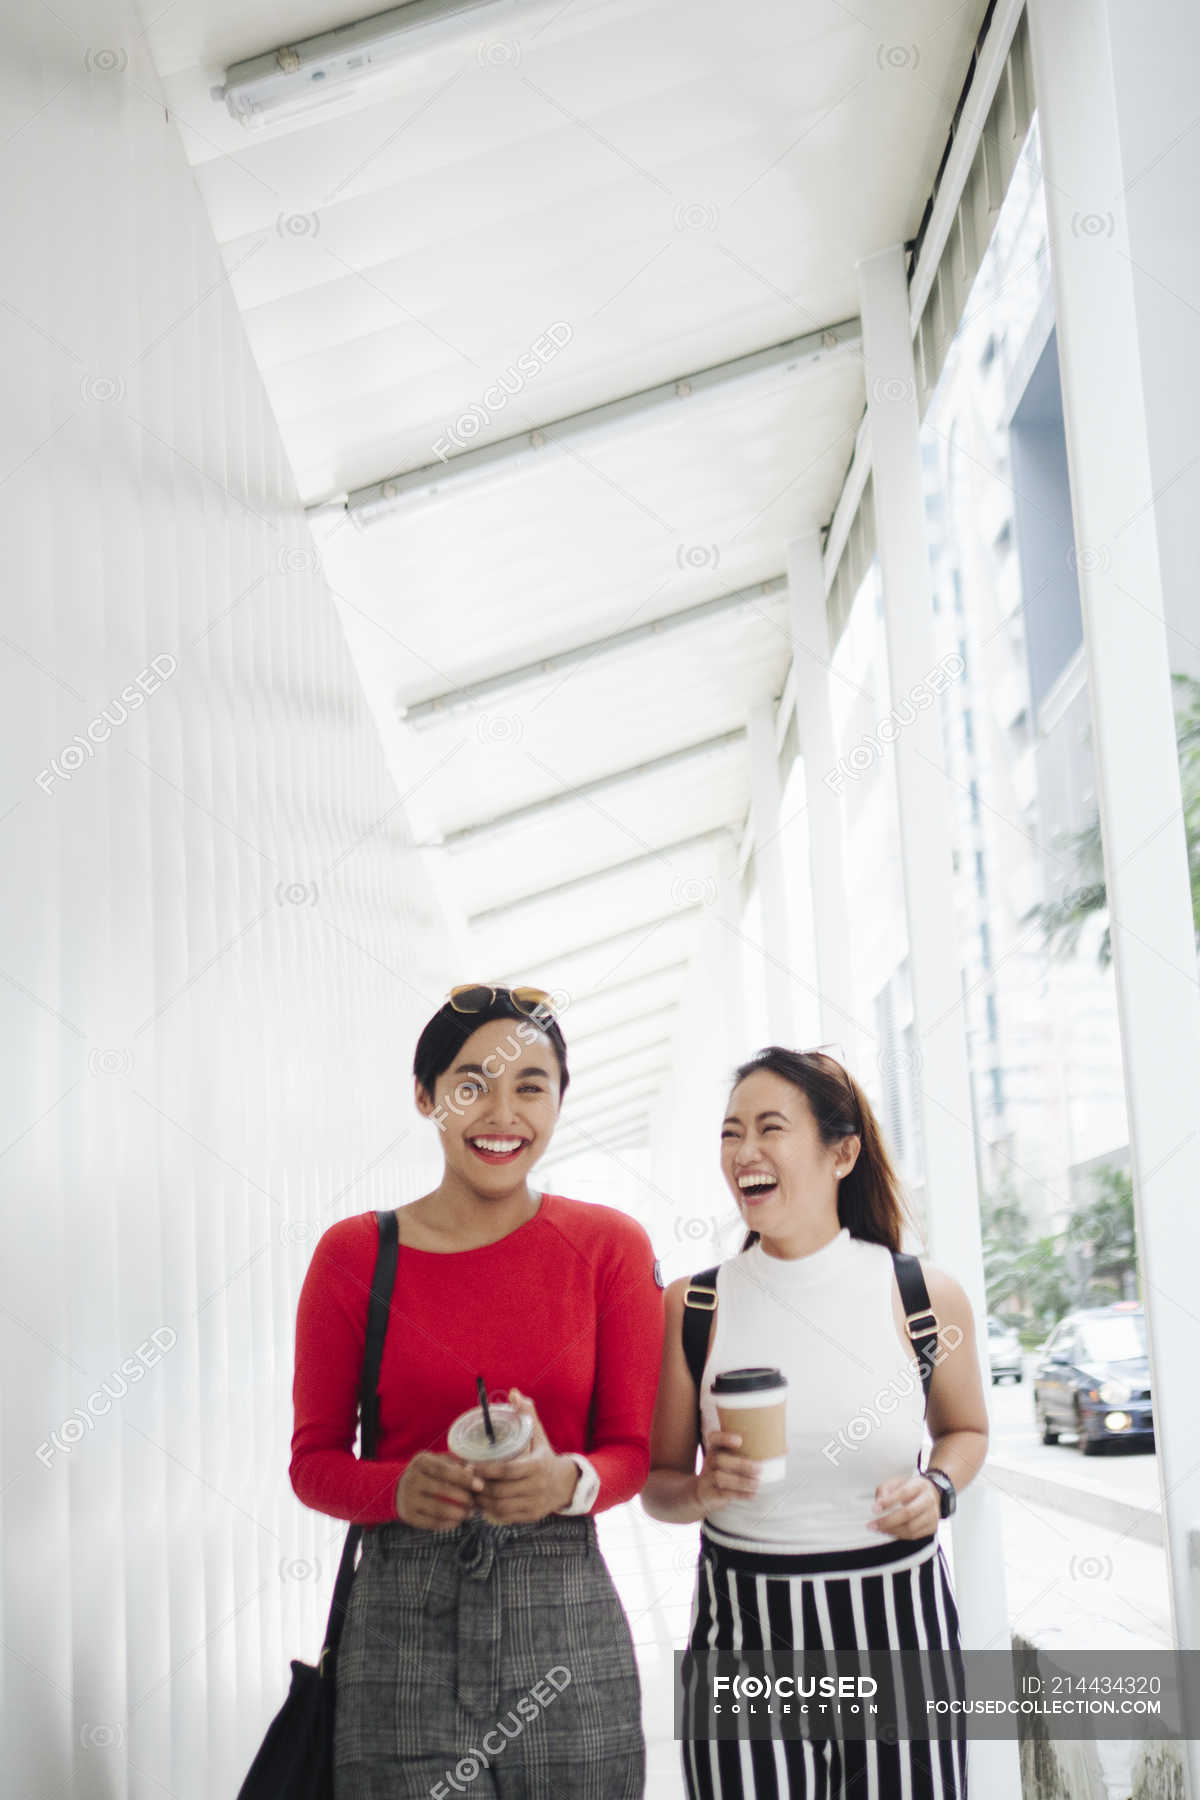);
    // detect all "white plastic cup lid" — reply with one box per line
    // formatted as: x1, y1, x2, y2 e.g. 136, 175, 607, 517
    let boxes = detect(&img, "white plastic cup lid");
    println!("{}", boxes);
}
447, 1403, 533, 1463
